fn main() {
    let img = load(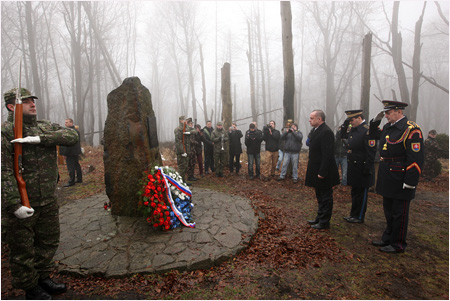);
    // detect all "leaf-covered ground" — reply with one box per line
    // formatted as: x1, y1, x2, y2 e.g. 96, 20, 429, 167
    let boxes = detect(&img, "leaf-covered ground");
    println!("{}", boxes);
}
2, 145, 448, 299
